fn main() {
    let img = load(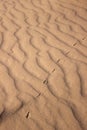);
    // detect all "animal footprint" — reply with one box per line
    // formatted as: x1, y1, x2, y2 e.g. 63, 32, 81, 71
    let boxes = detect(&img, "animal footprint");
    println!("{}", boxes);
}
73, 42, 77, 46
56, 59, 60, 64
82, 36, 86, 40
51, 69, 55, 73
26, 112, 31, 119
43, 79, 48, 85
